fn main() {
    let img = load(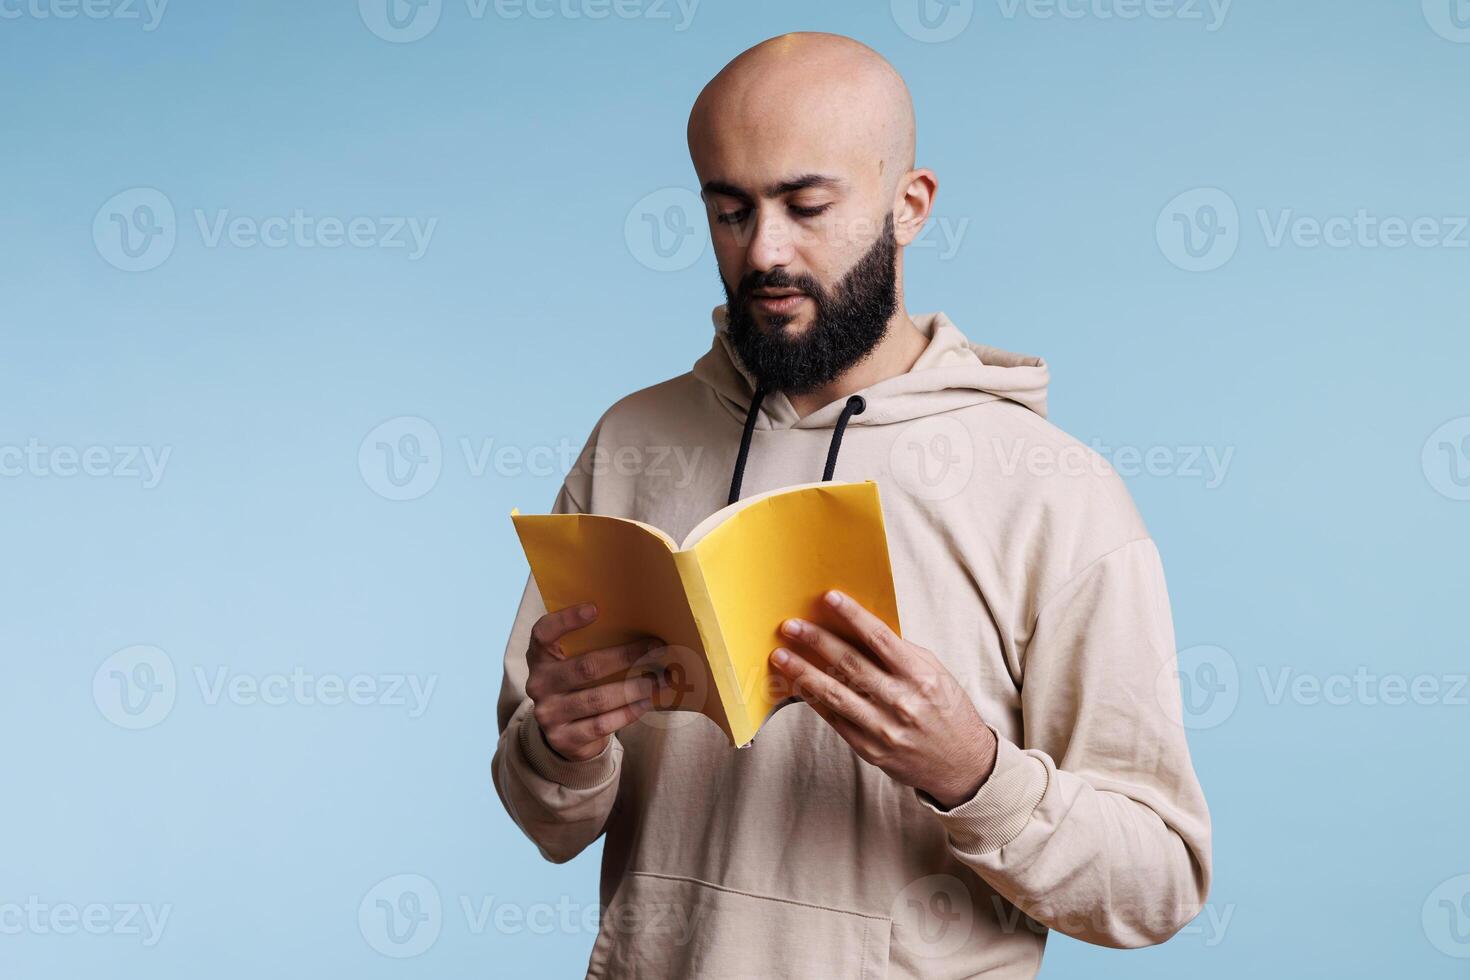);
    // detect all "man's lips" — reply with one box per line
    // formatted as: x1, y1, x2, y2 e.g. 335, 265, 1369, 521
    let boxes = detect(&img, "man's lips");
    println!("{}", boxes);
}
750, 291, 809, 313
